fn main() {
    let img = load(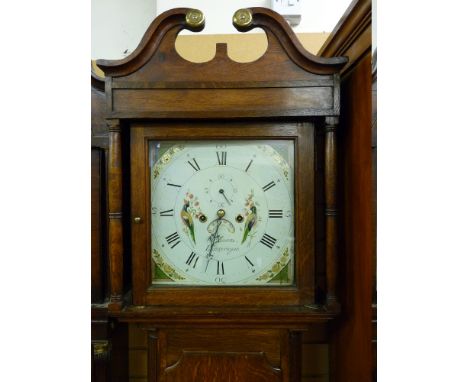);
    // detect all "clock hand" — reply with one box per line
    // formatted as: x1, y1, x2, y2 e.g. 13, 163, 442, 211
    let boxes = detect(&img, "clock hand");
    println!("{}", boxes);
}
205, 209, 225, 271
218, 189, 231, 205
205, 219, 222, 271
